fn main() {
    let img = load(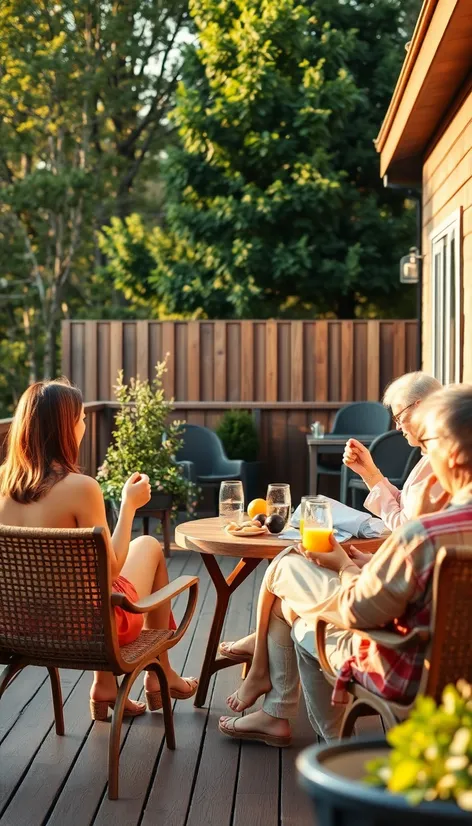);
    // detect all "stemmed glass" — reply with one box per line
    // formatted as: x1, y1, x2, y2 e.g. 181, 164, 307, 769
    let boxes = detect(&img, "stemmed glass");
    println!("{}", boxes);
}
219, 480, 244, 525
266, 483, 291, 528
302, 497, 333, 553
